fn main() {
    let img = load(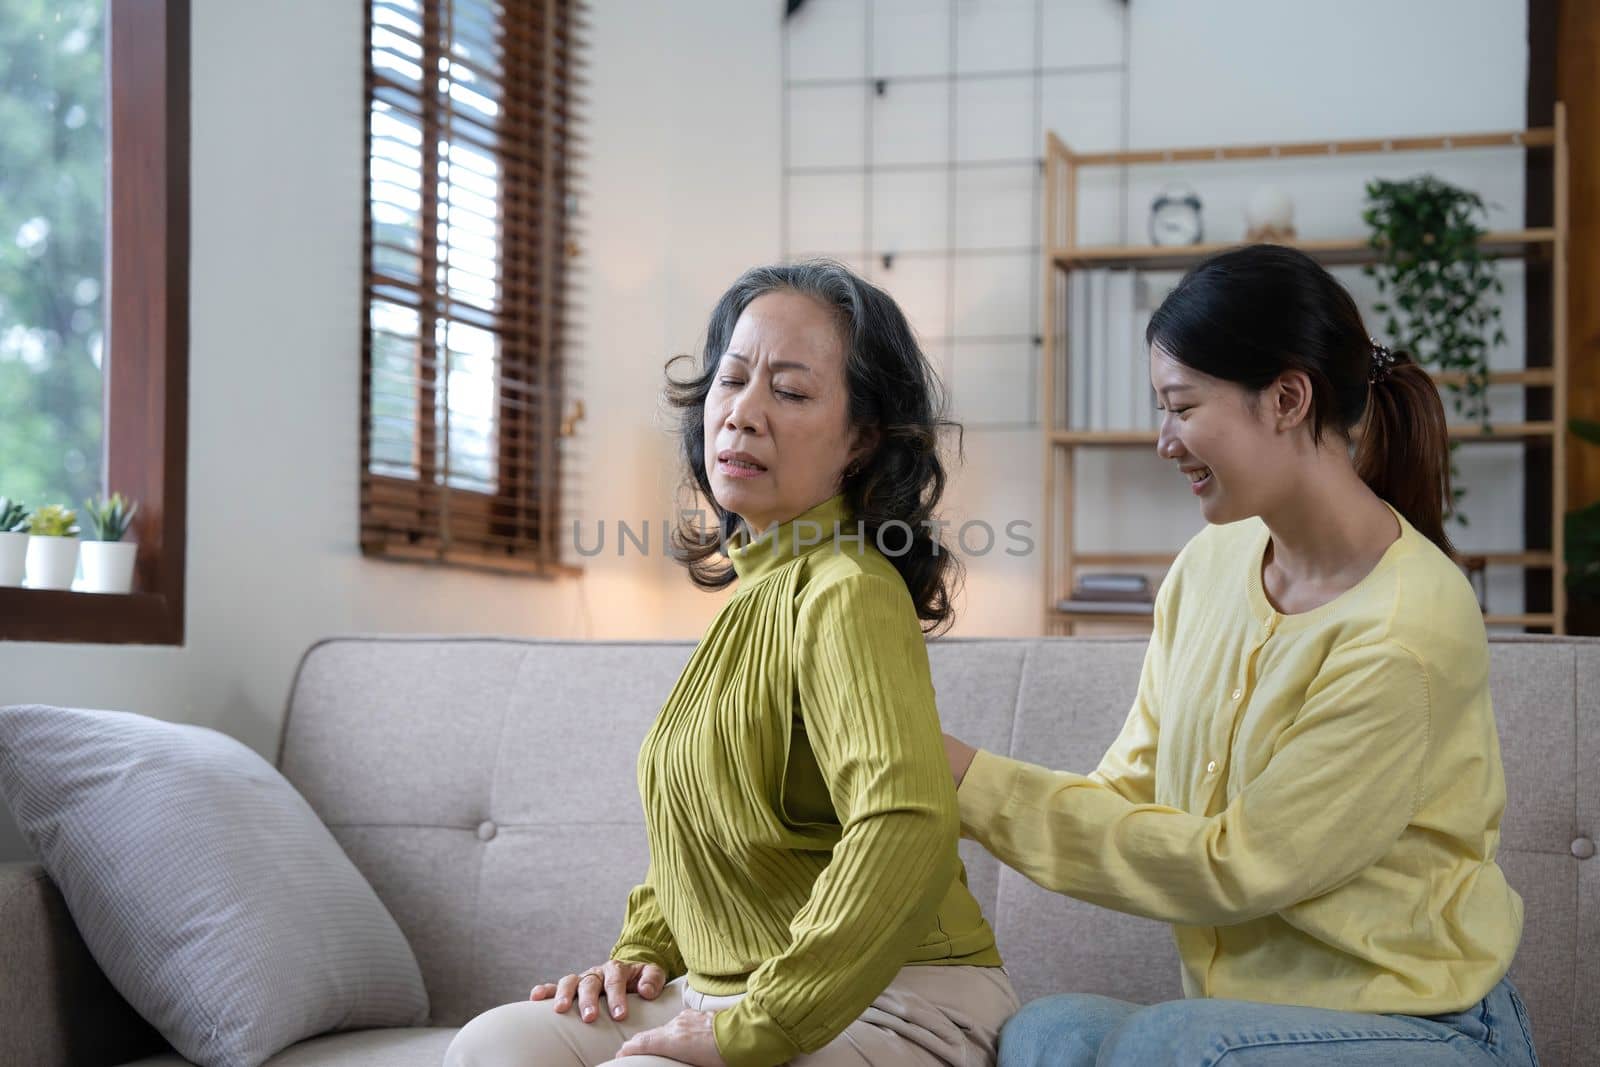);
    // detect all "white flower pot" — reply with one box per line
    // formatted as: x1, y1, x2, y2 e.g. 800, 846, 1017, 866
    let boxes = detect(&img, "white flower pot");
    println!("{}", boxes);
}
25, 535, 80, 590
0, 531, 27, 586
80, 540, 138, 594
